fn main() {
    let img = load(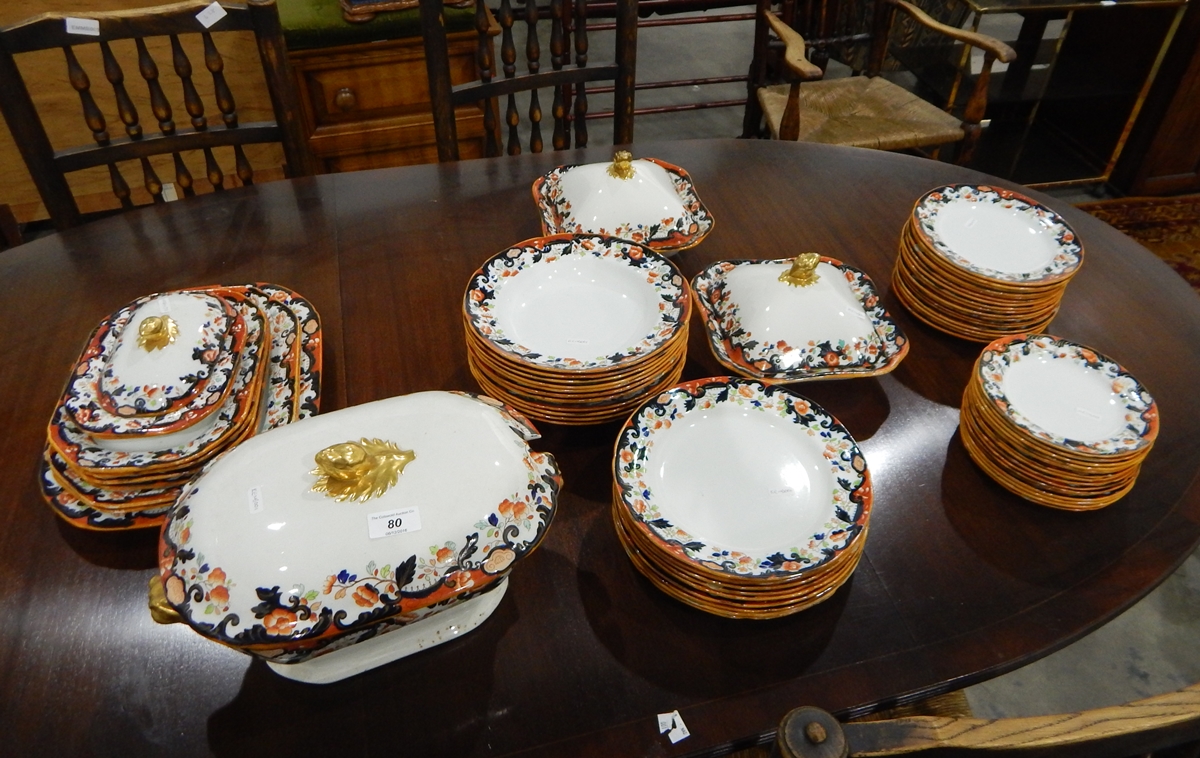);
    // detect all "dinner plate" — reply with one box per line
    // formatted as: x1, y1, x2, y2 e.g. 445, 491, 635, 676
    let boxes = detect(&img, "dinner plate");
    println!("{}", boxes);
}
976, 334, 1158, 456
911, 185, 1084, 283
532, 155, 714, 253
613, 377, 871, 580
692, 257, 908, 382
